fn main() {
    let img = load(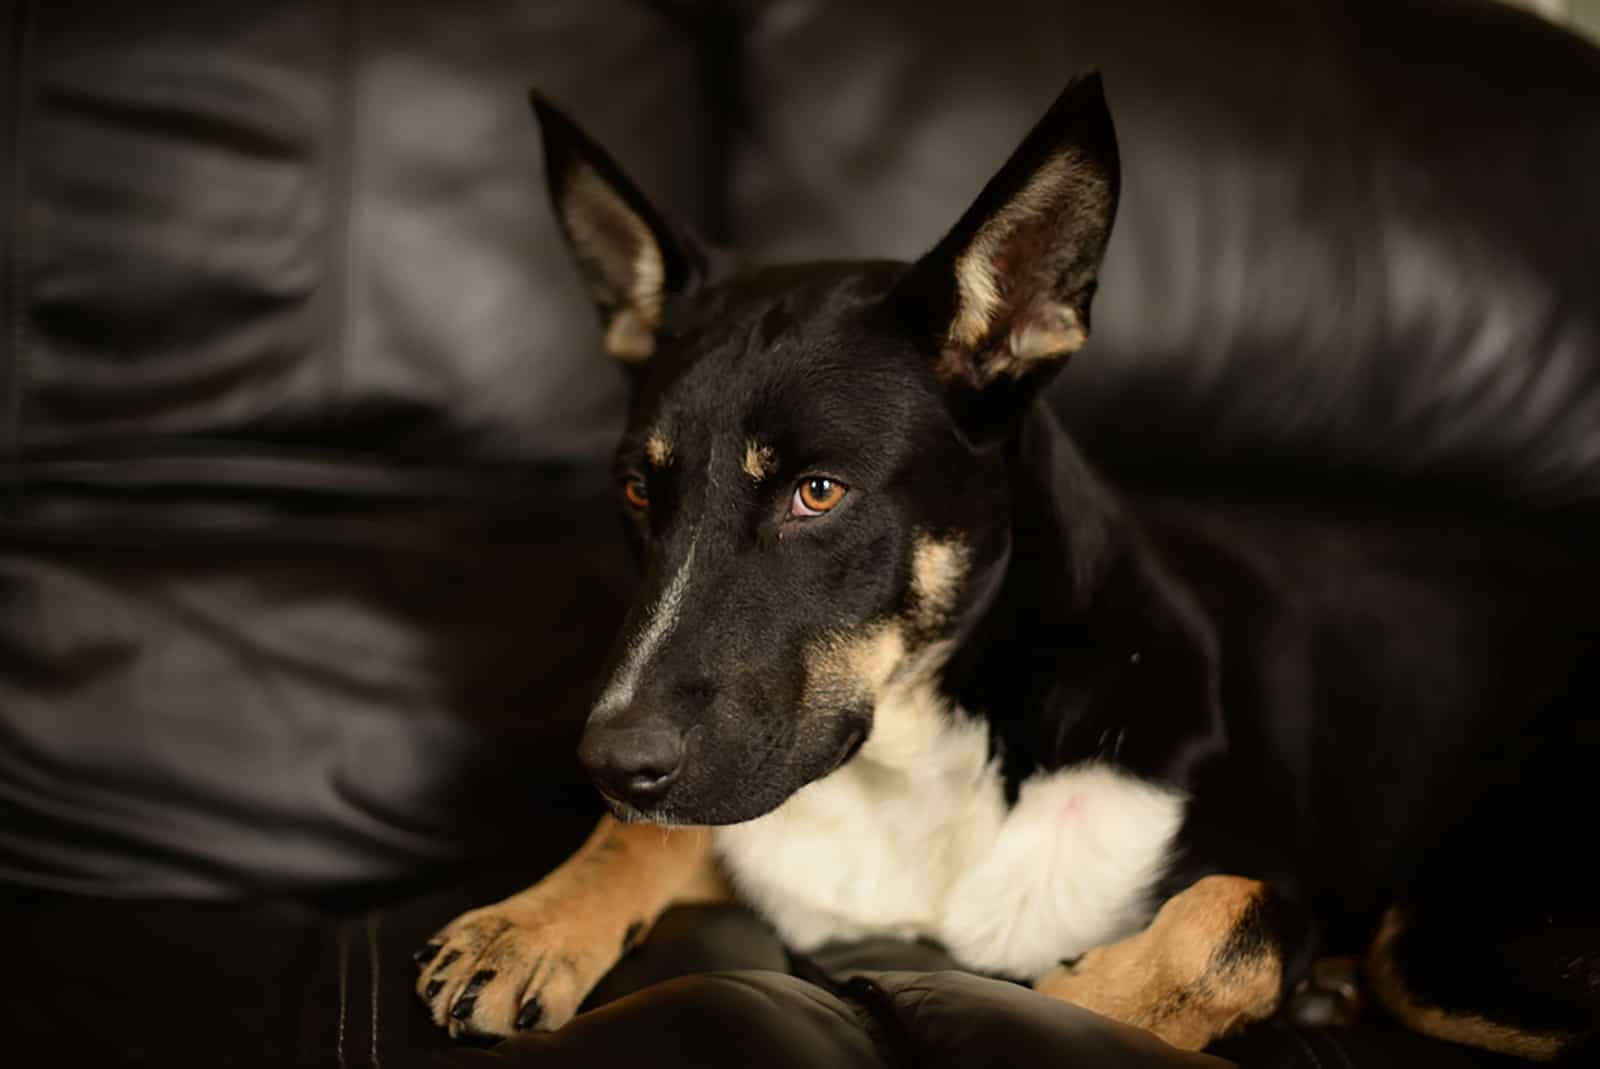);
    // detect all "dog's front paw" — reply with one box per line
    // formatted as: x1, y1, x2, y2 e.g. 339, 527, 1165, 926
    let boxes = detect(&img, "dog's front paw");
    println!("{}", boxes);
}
414, 895, 636, 1039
